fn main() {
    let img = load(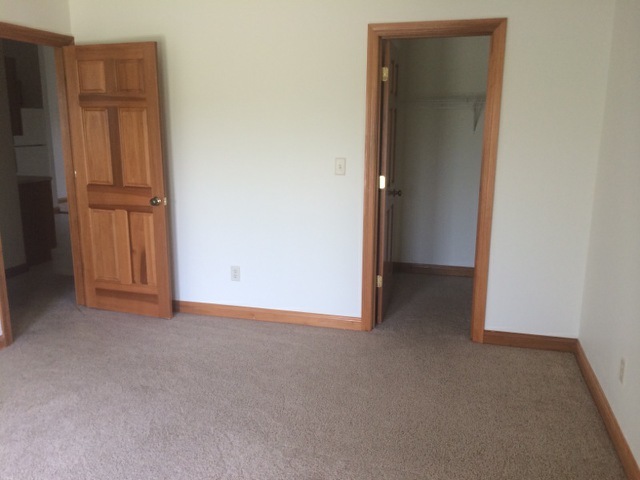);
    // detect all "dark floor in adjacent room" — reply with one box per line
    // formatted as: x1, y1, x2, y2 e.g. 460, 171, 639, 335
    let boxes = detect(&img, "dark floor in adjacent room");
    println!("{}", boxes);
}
0, 267, 625, 479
